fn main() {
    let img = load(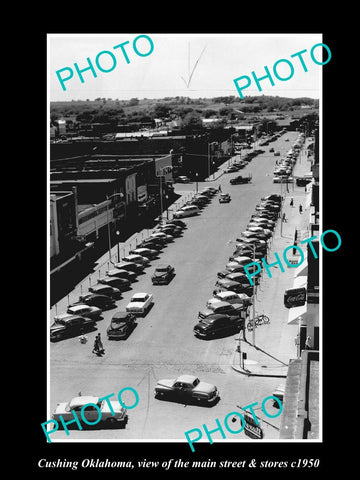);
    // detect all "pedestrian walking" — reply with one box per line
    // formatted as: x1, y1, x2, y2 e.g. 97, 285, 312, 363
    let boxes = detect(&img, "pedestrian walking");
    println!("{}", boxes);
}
305, 336, 312, 350
92, 336, 100, 354
282, 212, 287, 222
97, 333, 105, 354
290, 197, 294, 207
218, 184, 222, 192
299, 204, 303, 214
